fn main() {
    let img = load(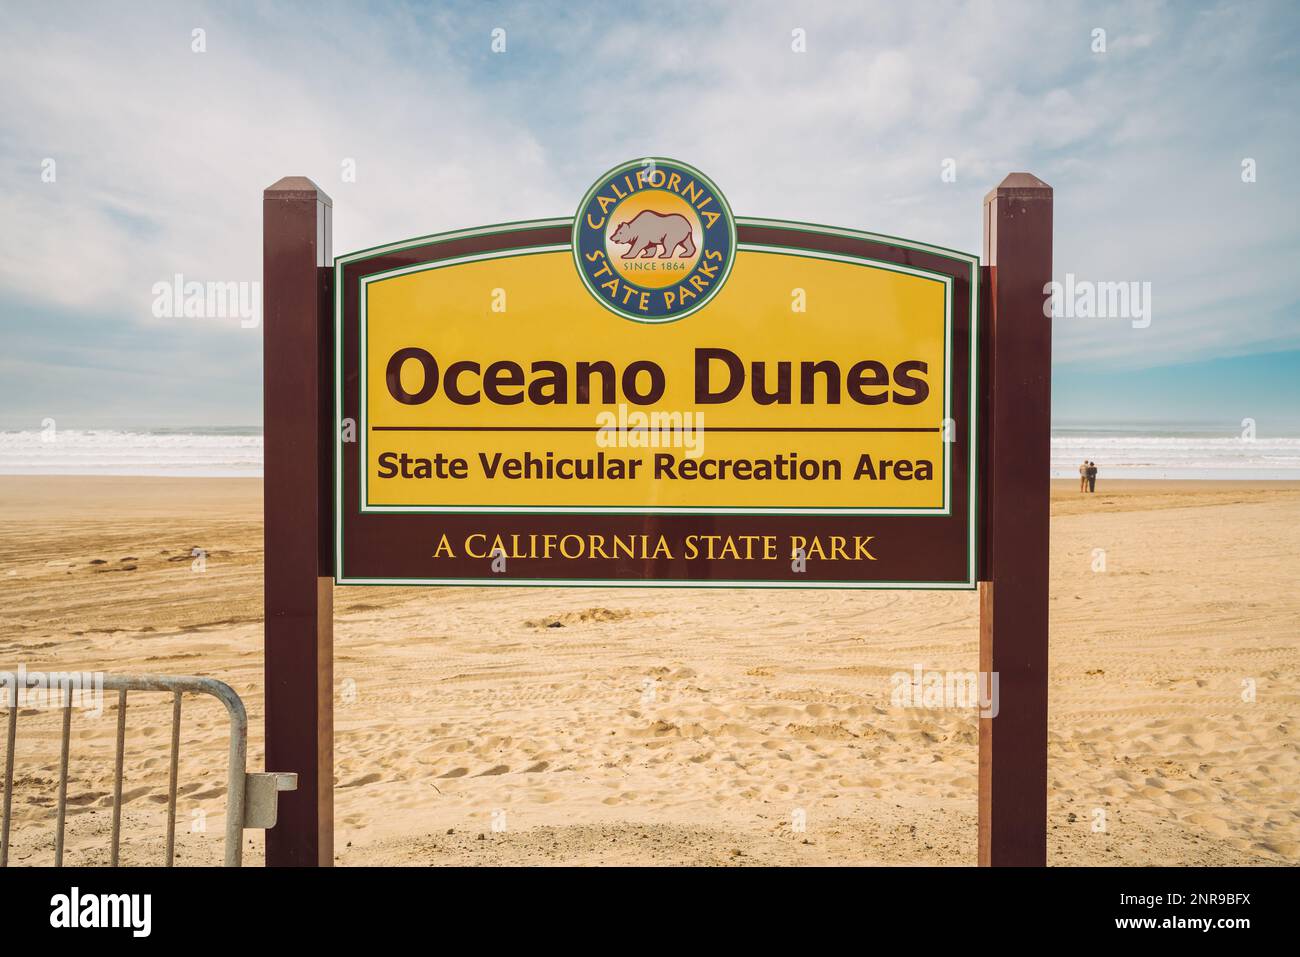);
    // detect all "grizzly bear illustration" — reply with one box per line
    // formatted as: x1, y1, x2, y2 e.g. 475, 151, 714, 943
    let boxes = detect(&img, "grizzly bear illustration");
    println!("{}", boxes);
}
608, 210, 696, 260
